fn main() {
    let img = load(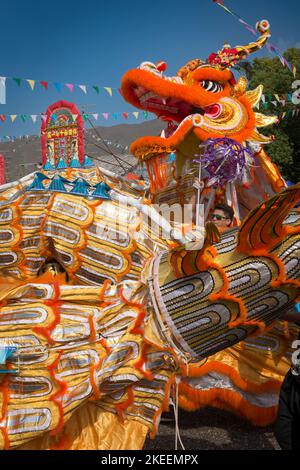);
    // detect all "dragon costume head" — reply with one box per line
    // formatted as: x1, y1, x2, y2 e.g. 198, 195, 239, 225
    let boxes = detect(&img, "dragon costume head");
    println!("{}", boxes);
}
121, 20, 284, 207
